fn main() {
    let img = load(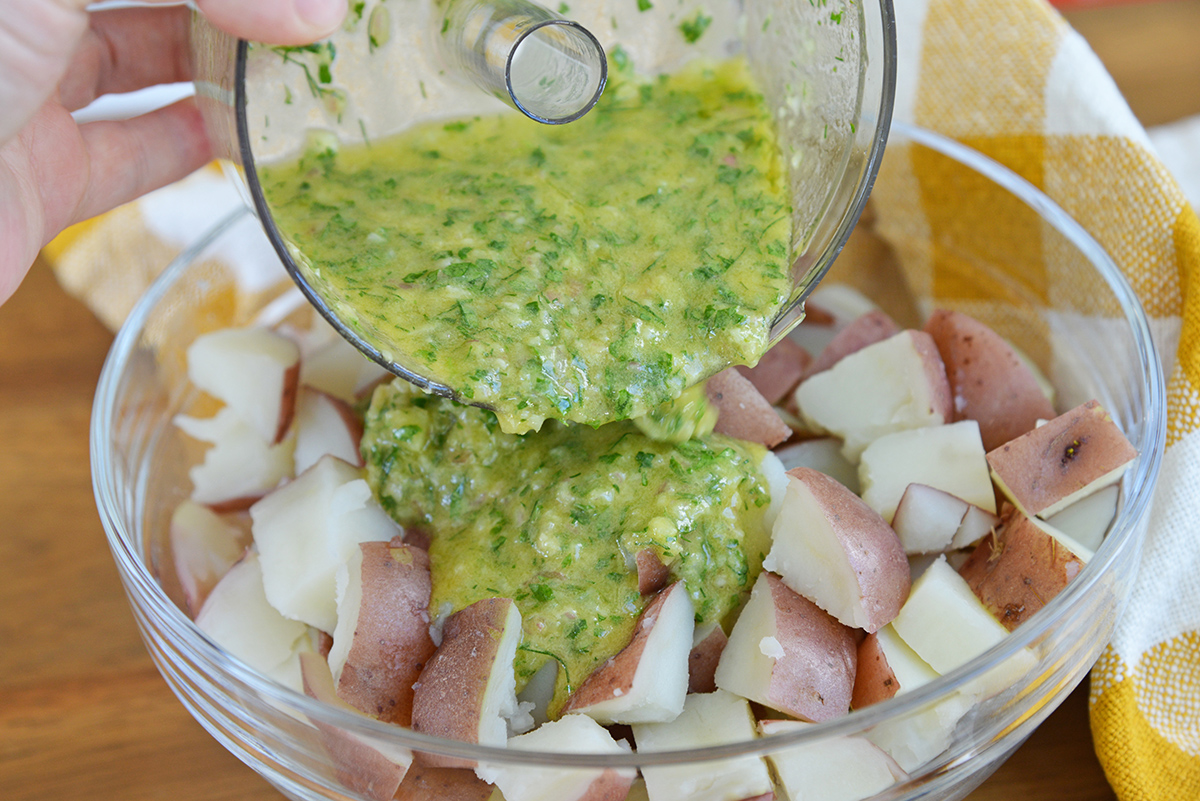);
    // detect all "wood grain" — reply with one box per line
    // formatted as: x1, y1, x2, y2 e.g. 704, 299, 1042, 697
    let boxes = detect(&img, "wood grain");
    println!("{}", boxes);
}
1, 3, 1195, 799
